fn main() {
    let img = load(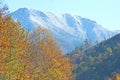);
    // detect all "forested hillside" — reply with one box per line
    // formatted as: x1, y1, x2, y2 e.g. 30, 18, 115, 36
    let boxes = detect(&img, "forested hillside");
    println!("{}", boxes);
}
67, 34, 120, 80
